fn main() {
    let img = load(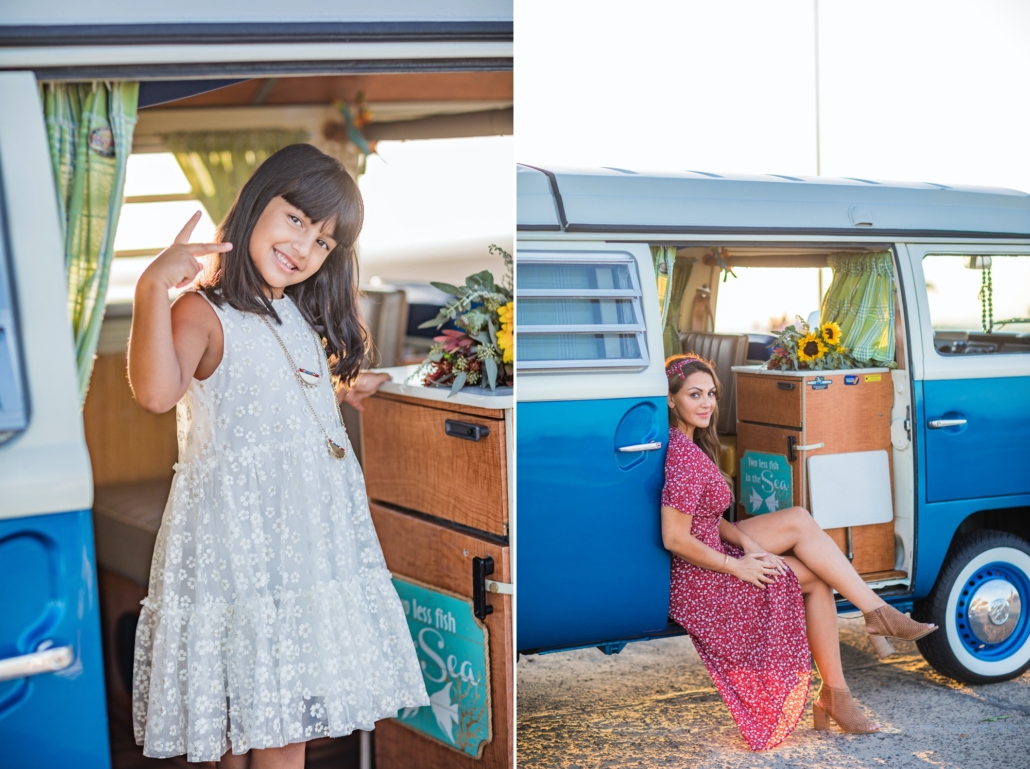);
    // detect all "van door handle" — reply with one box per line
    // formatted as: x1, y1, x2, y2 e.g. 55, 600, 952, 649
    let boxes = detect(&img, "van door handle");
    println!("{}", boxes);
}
617, 441, 663, 453
0, 644, 74, 683
928, 419, 967, 429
